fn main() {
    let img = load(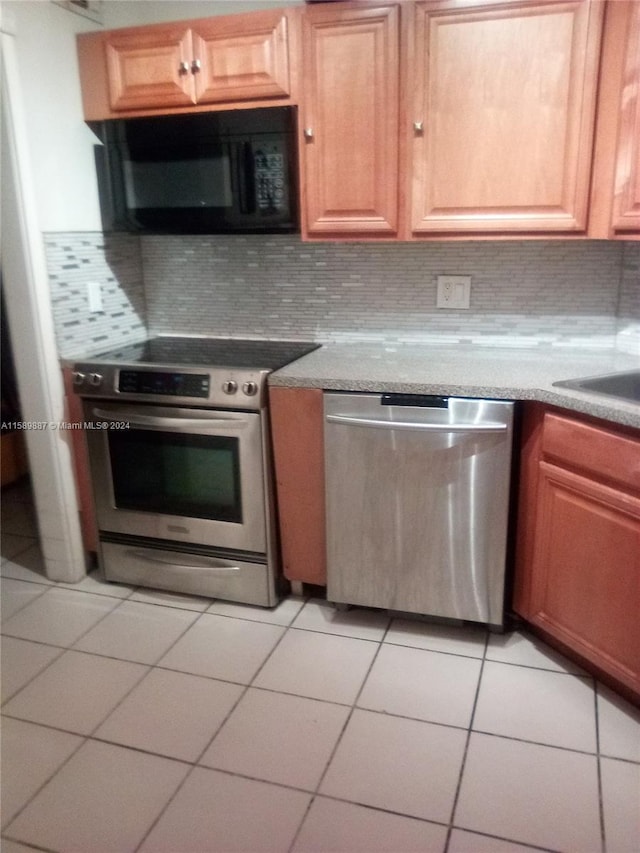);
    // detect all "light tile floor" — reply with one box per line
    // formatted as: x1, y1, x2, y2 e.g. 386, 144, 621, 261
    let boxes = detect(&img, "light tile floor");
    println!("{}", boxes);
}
1, 478, 639, 853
